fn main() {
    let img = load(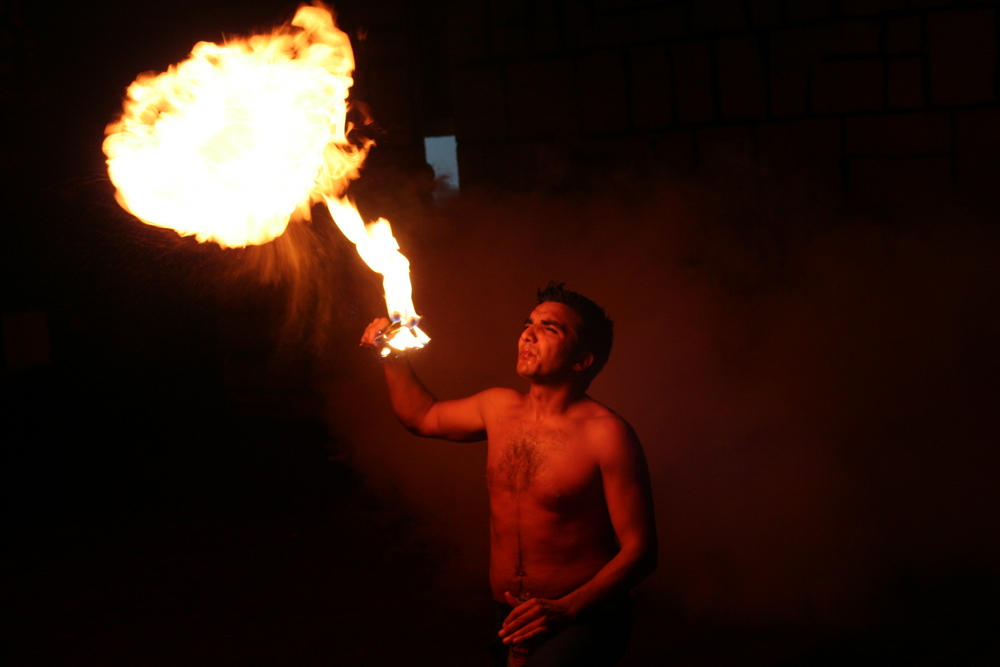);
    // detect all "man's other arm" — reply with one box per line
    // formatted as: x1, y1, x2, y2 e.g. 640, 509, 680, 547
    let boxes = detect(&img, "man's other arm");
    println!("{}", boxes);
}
361, 317, 490, 442
565, 418, 658, 607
